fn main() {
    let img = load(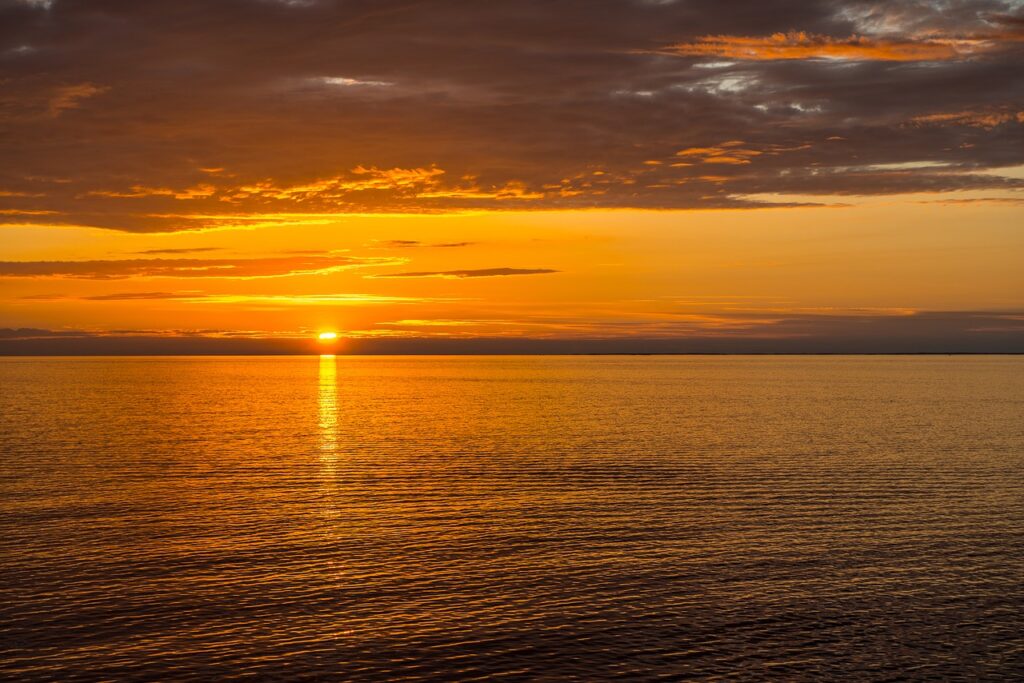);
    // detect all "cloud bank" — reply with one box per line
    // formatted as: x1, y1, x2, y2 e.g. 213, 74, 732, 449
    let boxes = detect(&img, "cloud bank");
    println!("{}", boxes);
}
2, 310, 1022, 354
1, 0, 1022, 231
